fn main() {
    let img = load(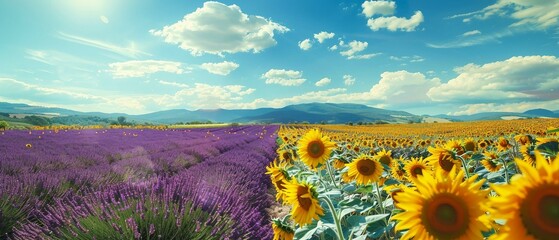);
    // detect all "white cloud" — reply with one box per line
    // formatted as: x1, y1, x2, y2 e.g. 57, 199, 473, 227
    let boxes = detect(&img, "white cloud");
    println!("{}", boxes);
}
262, 69, 306, 86
339, 40, 381, 60
462, 30, 481, 37
329, 45, 338, 51
313, 31, 335, 43
108, 60, 184, 78
222, 88, 349, 109
154, 83, 255, 109
362, 0, 395, 18
100, 15, 109, 24
371, 71, 441, 103
298, 39, 313, 50
427, 56, 559, 103
150, 2, 289, 56
159, 80, 189, 88
315, 77, 331, 87
200, 61, 239, 76
450, 0, 559, 30
58, 32, 149, 58
343, 75, 356, 86
427, 28, 515, 48
367, 11, 424, 32
390, 55, 425, 62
